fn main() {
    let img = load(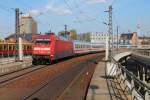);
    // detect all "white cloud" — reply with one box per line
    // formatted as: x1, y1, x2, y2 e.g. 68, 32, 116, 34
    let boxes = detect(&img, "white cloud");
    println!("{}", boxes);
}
29, 10, 43, 16
46, 4, 72, 15
86, 0, 107, 4
52, 7, 72, 15
45, 5, 53, 11
28, 4, 72, 16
